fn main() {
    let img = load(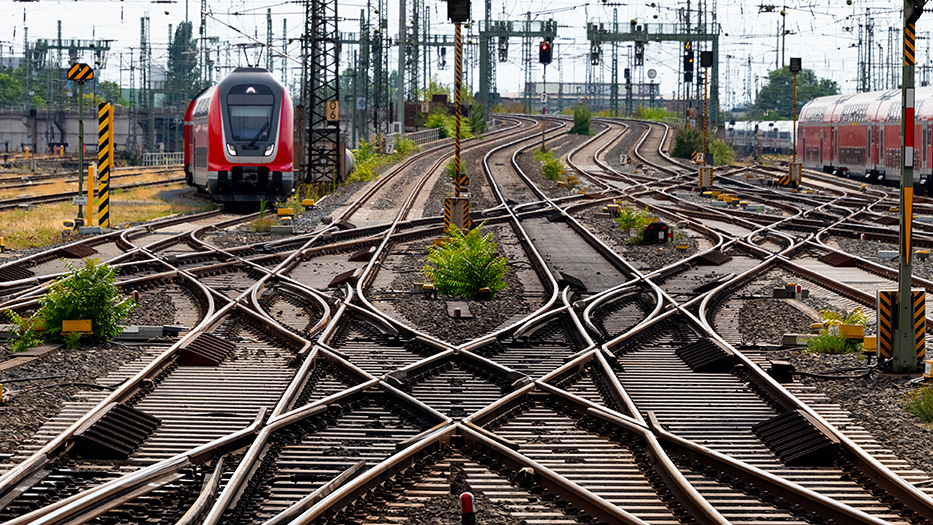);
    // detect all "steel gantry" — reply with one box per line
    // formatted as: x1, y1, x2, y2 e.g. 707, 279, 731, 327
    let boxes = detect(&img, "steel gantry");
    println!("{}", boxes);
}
587, 21, 721, 123
479, 18, 557, 112
307, 0, 341, 183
